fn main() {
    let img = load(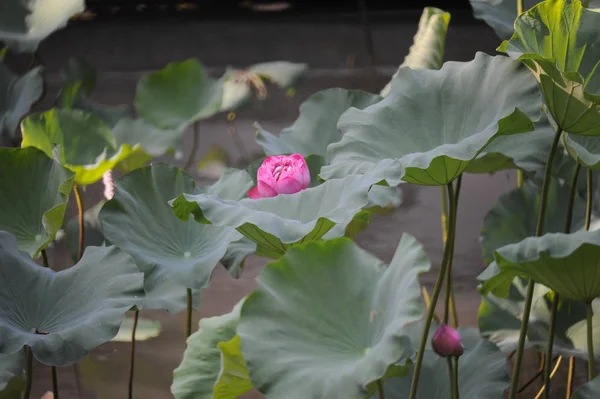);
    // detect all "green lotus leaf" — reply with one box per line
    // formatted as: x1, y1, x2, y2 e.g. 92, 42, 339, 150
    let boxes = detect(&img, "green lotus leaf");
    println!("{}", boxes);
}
248, 61, 308, 89
220, 237, 256, 279
498, 0, 600, 135
171, 173, 383, 258
171, 299, 252, 399
0, 63, 43, 140
478, 276, 600, 358
380, 7, 451, 97
480, 177, 586, 265
0, 0, 84, 52
0, 147, 73, 258
135, 59, 223, 129
220, 70, 253, 112
573, 374, 600, 399
256, 88, 381, 158
563, 133, 600, 169
0, 373, 24, 399
100, 164, 252, 312
487, 229, 600, 303
0, 232, 144, 366
468, 117, 555, 175
322, 53, 541, 186
238, 235, 429, 398
21, 109, 137, 185
0, 352, 23, 394
111, 316, 160, 342
374, 327, 509, 398
469, 0, 544, 40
